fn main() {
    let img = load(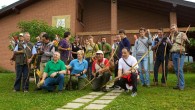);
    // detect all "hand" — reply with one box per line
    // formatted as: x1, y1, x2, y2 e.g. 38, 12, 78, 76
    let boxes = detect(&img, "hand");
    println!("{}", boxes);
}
182, 33, 188, 41
50, 72, 58, 78
131, 69, 136, 73
115, 60, 118, 64
75, 74, 80, 77
37, 79, 44, 88
66, 48, 71, 51
27, 58, 32, 64
166, 38, 171, 43
98, 69, 103, 74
